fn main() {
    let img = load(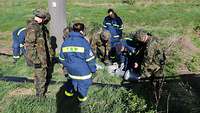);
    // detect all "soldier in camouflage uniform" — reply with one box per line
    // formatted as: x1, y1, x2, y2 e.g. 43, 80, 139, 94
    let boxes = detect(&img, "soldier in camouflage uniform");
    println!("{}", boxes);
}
85, 23, 112, 65
96, 30, 112, 65
25, 9, 54, 97
133, 29, 166, 103
132, 29, 166, 79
